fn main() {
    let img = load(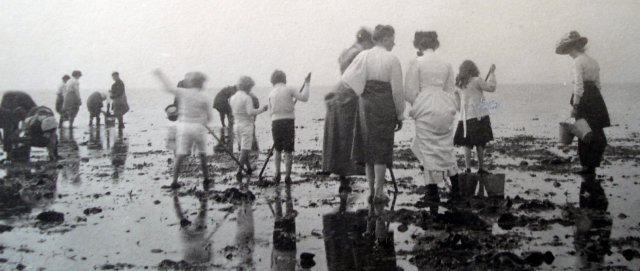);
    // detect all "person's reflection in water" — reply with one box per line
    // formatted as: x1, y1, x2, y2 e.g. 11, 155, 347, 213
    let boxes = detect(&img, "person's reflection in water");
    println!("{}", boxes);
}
0, 162, 58, 217
111, 128, 128, 180
574, 174, 612, 269
173, 189, 213, 269
87, 125, 104, 152
323, 195, 397, 271
17, 161, 58, 209
271, 182, 297, 271
235, 187, 255, 269
166, 125, 177, 153
58, 128, 80, 185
